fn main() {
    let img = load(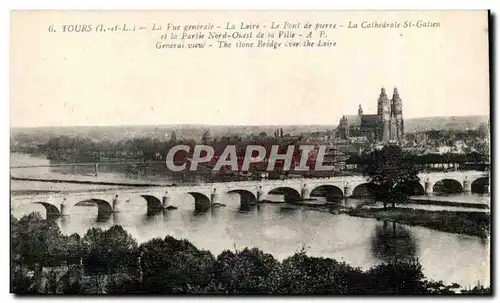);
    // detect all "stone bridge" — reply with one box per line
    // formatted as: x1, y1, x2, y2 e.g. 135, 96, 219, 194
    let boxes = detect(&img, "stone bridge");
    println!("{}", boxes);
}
11, 171, 489, 219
